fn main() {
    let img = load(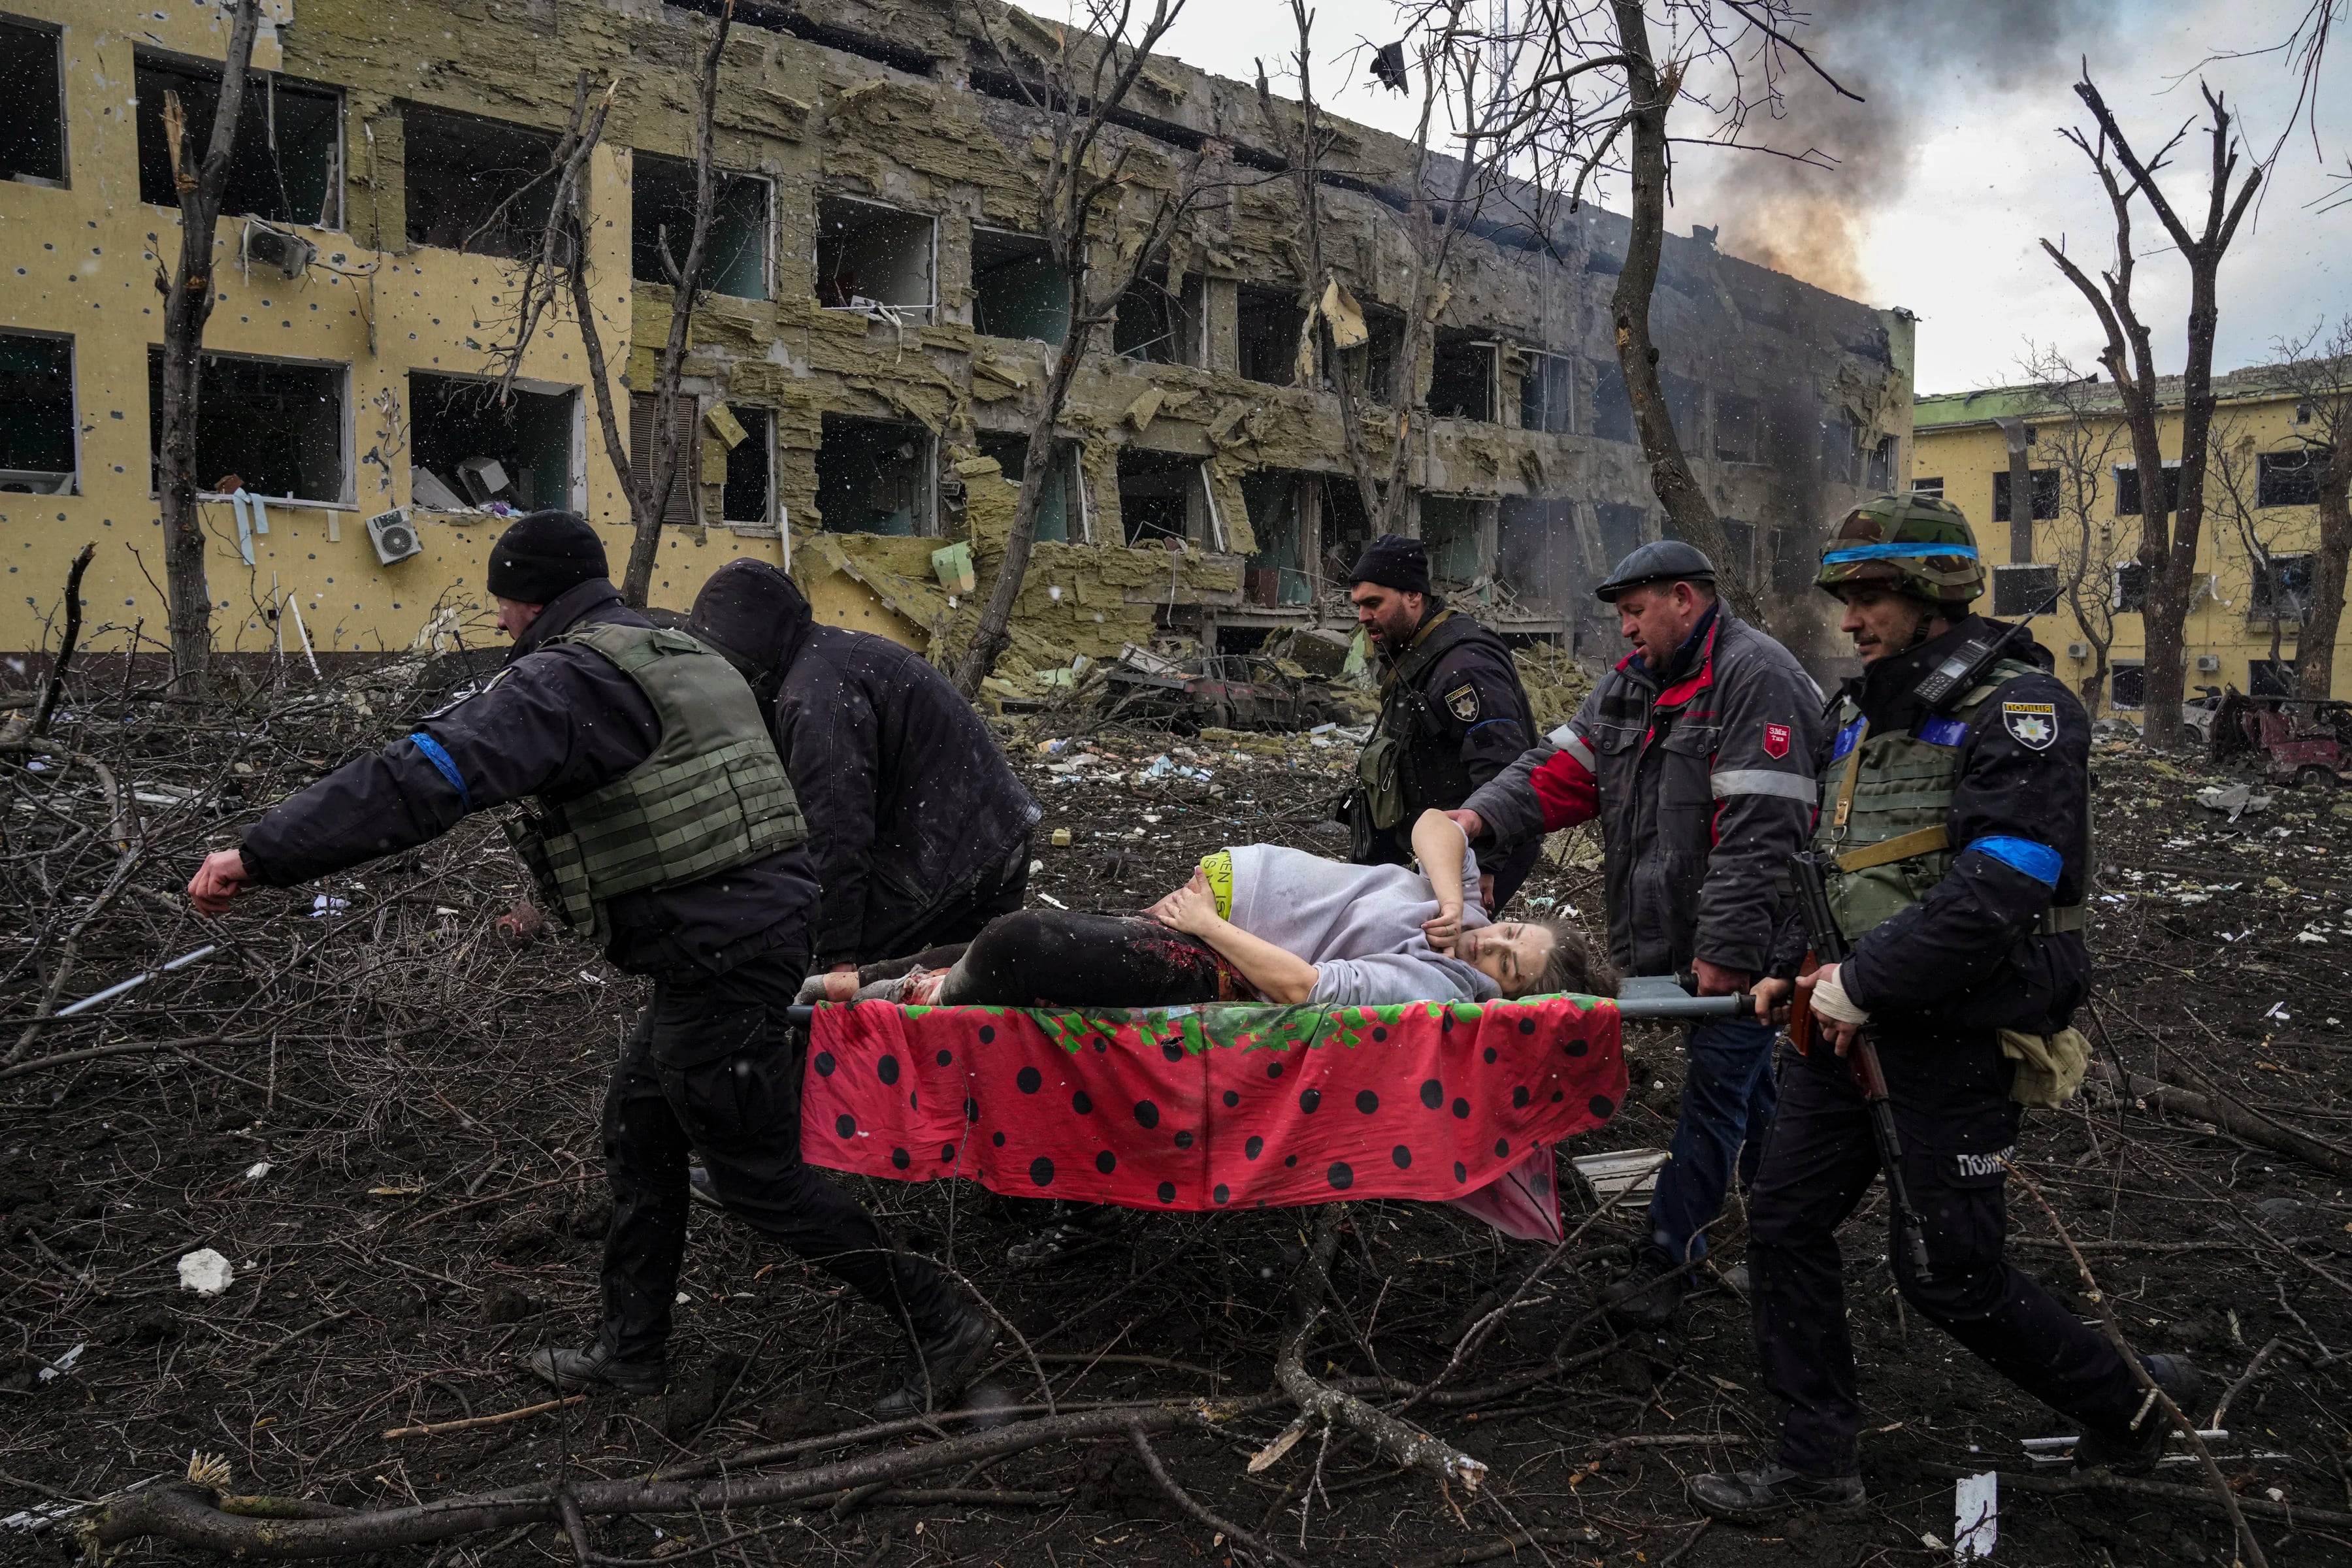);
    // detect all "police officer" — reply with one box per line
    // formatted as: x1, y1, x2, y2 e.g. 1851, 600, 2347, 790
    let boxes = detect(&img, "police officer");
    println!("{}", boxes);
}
1343, 534, 1541, 907
1690, 496, 2198, 1519
1450, 539, 1820, 1326
187, 512, 994, 1417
